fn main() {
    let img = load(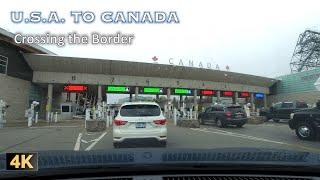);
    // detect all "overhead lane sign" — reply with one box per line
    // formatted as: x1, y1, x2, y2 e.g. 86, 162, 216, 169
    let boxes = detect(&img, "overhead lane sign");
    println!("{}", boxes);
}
142, 87, 165, 94
239, 92, 250, 98
173, 88, 193, 95
64, 85, 87, 92
255, 93, 264, 99
106, 85, 131, 93
222, 91, 234, 97
200, 90, 216, 96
